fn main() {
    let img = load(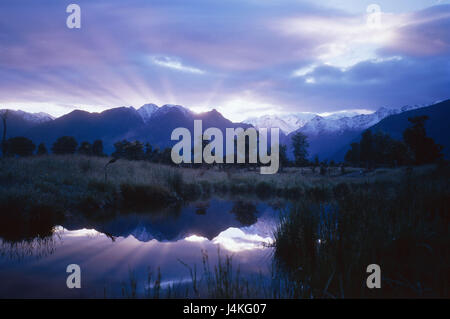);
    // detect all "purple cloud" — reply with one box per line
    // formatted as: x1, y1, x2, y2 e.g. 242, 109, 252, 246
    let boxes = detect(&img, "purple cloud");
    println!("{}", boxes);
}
0, 0, 448, 119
